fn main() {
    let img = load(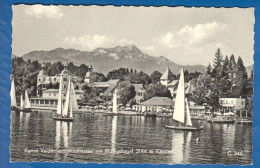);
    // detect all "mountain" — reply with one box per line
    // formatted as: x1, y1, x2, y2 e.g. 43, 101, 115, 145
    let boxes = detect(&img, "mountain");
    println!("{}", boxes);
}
20, 45, 206, 75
